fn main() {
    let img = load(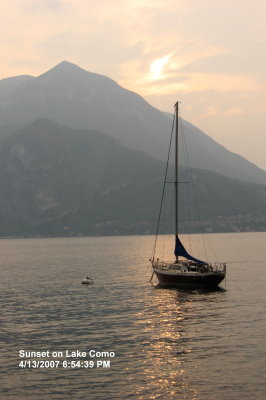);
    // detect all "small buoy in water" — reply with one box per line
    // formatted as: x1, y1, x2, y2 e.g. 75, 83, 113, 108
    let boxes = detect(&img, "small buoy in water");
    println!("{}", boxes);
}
81, 276, 94, 285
